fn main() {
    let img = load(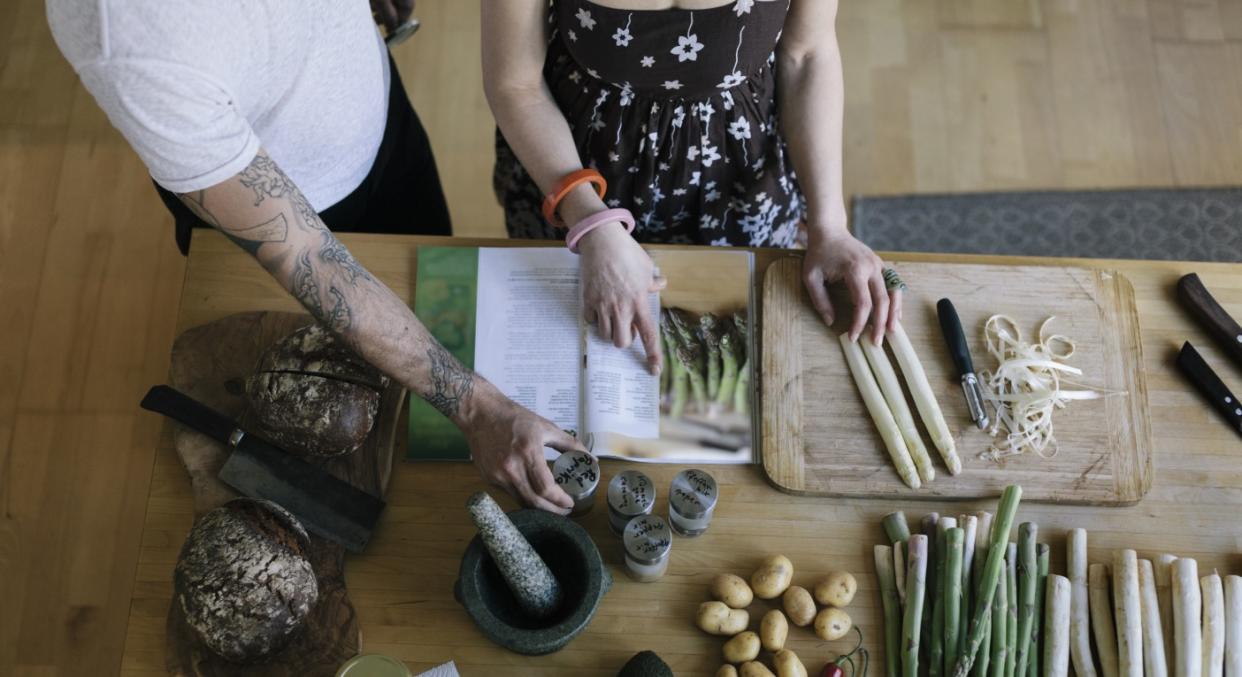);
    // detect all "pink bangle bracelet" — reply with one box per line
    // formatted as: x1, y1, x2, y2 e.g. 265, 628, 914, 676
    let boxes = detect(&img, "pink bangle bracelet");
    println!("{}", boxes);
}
565, 208, 637, 253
